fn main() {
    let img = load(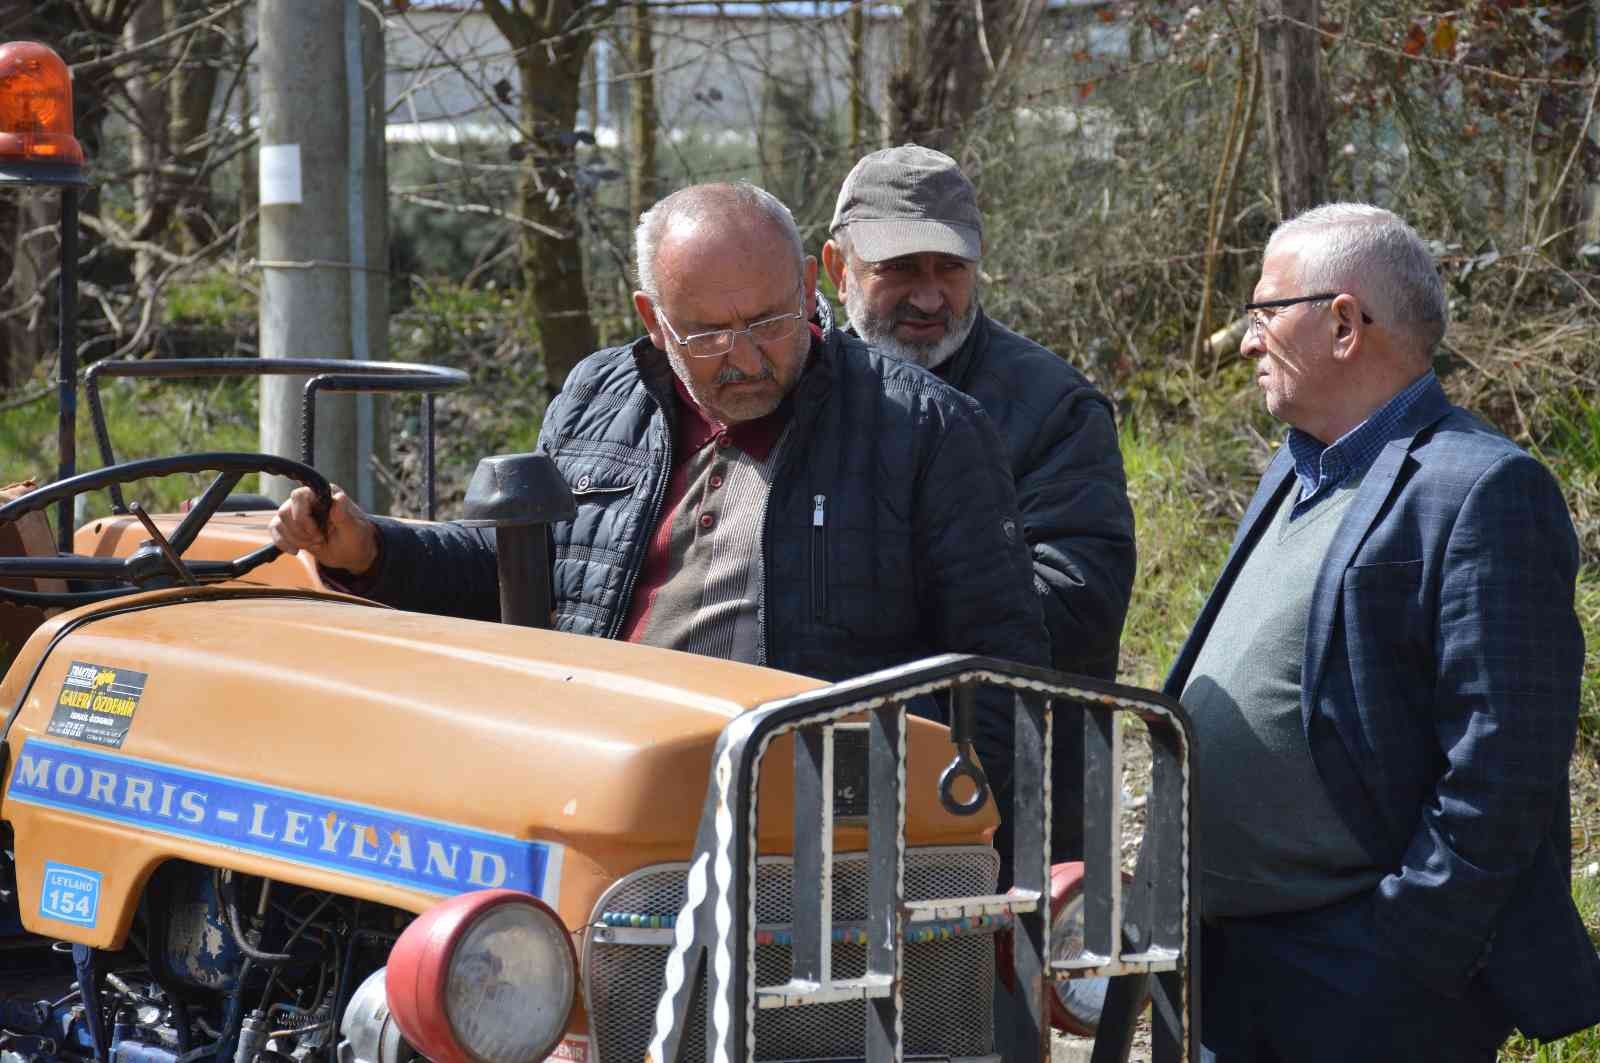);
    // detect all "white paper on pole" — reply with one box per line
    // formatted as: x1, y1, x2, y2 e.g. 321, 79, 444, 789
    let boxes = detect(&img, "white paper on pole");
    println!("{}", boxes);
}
259, 143, 303, 206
